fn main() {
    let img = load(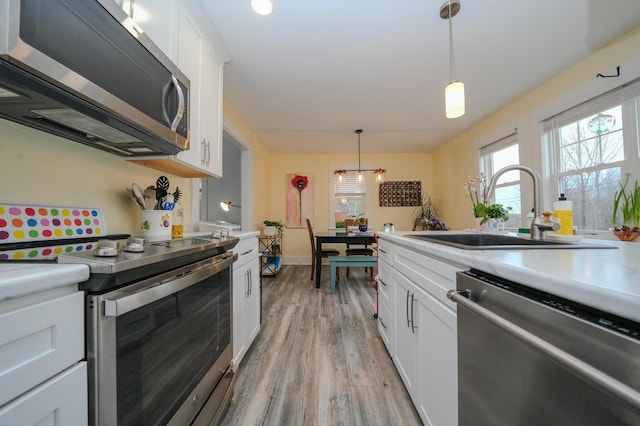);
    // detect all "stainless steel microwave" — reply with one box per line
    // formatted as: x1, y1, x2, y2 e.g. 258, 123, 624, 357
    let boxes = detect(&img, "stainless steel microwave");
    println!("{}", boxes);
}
0, 0, 190, 156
